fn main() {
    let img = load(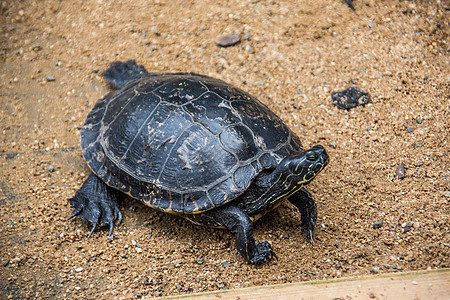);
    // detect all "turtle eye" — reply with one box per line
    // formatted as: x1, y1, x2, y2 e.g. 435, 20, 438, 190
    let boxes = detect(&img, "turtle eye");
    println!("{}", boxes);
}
306, 153, 318, 161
